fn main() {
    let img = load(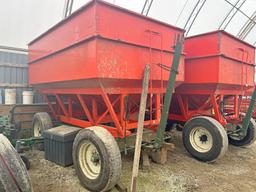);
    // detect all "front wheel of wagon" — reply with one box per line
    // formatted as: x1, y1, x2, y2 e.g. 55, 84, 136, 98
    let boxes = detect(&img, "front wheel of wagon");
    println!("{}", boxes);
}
183, 116, 228, 163
228, 118, 256, 147
73, 126, 122, 192
32, 112, 53, 150
32, 112, 53, 137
